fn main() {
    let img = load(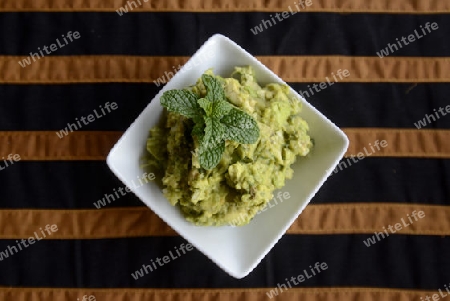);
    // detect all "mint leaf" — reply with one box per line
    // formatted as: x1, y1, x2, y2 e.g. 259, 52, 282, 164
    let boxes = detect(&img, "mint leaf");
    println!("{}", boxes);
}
191, 118, 205, 139
211, 100, 233, 119
197, 98, 213, 116
198, 141, 225, 170
201, 75, 233, 119
198, 93, 232, 119
160, 89, 202, 120
201, 117, 225, 150
202, 74, 225, 103
221, 108, 260, 144
198, 117, 226, 169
